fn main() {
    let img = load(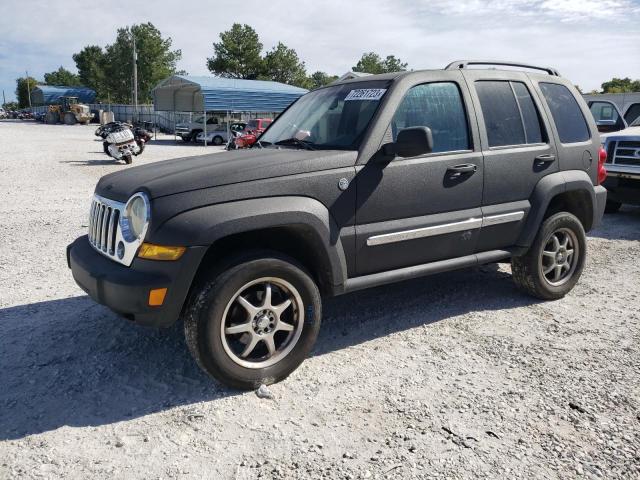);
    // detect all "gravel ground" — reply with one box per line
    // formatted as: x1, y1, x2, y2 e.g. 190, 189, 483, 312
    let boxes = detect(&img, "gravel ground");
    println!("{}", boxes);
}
0, 120, 639, 479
